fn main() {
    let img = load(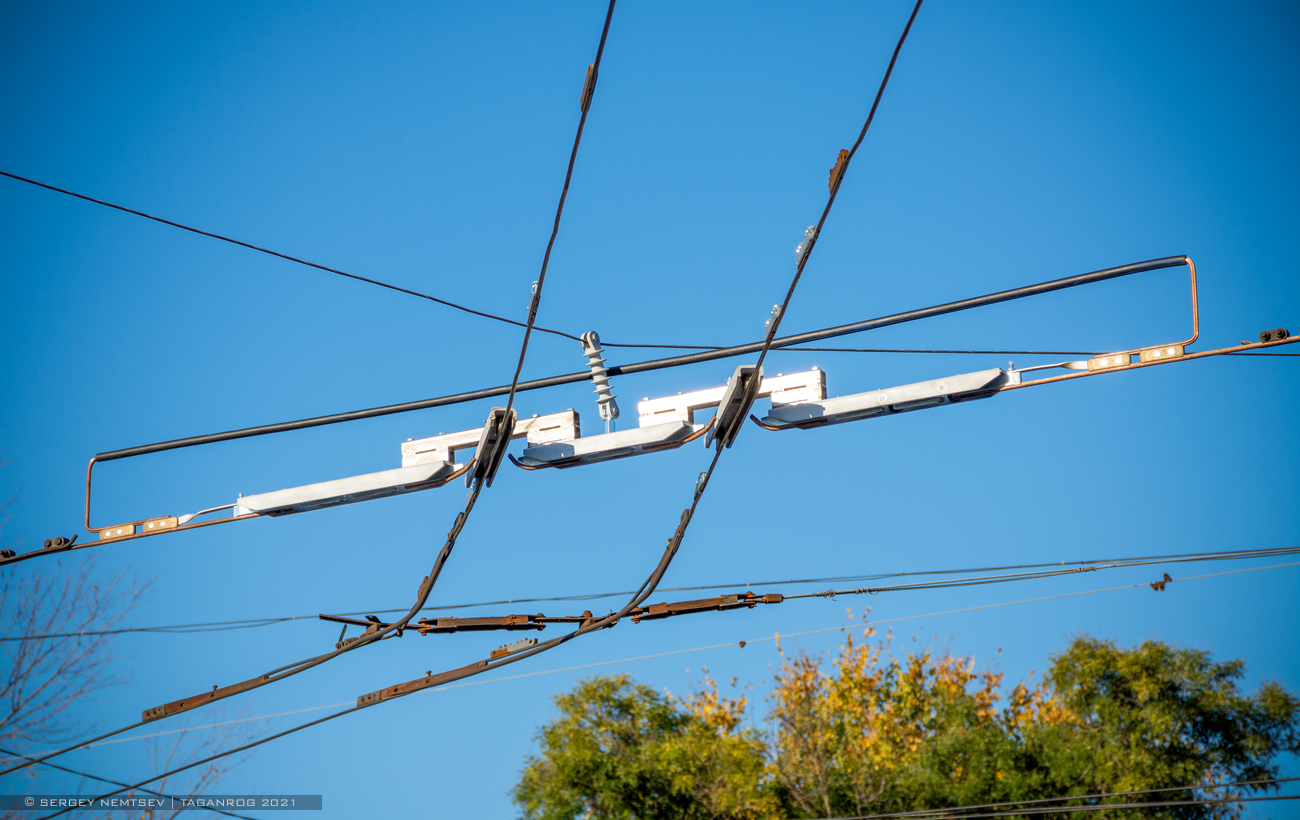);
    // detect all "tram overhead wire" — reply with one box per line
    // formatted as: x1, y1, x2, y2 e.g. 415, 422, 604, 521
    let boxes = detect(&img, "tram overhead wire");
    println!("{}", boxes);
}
0, 747, 259, 820
31, 3, 931, 809
82, 255, 1229, 464
0, 0, 624, 779
8, 545, 1294, 643
34, 557, 1297, 810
